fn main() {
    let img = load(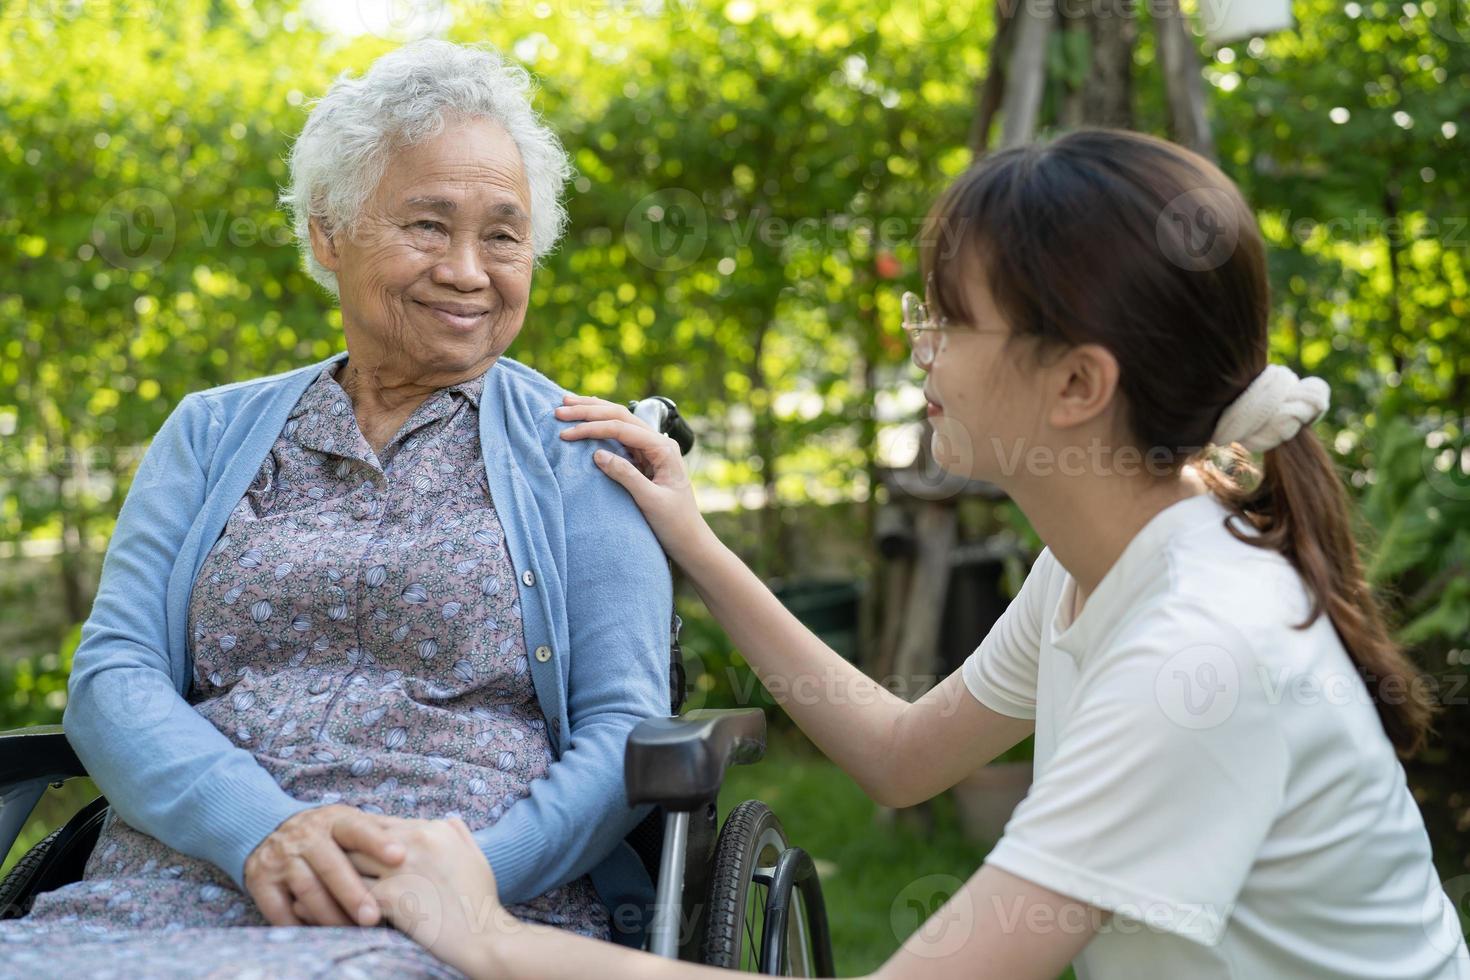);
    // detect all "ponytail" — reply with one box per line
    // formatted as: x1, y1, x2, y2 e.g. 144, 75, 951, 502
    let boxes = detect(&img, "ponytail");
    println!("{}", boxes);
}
918, 129, 1438, 757
1200, 431, 1438, 757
